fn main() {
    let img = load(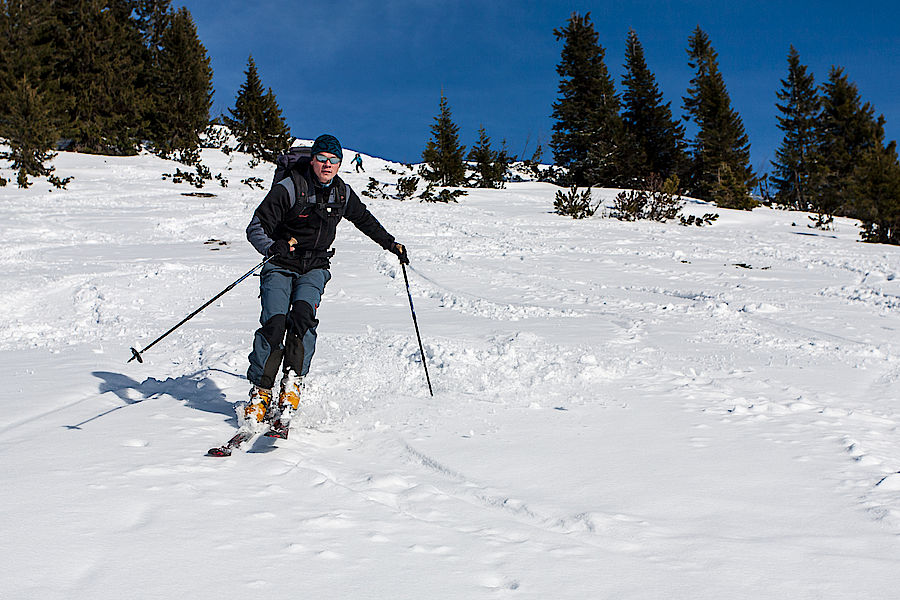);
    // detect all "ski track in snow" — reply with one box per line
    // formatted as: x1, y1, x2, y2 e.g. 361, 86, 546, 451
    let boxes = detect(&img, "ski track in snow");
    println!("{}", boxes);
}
2, 148, 900, 599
